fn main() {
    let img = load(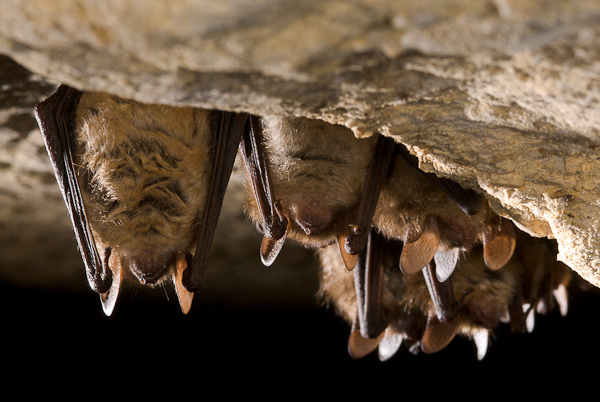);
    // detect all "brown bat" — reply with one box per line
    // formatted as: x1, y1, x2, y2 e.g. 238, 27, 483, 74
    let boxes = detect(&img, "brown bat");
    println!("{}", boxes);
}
239, 115, 397, 266
317, 226, 572, 361
374, 145, 517, 280
35, 85, 248, 315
